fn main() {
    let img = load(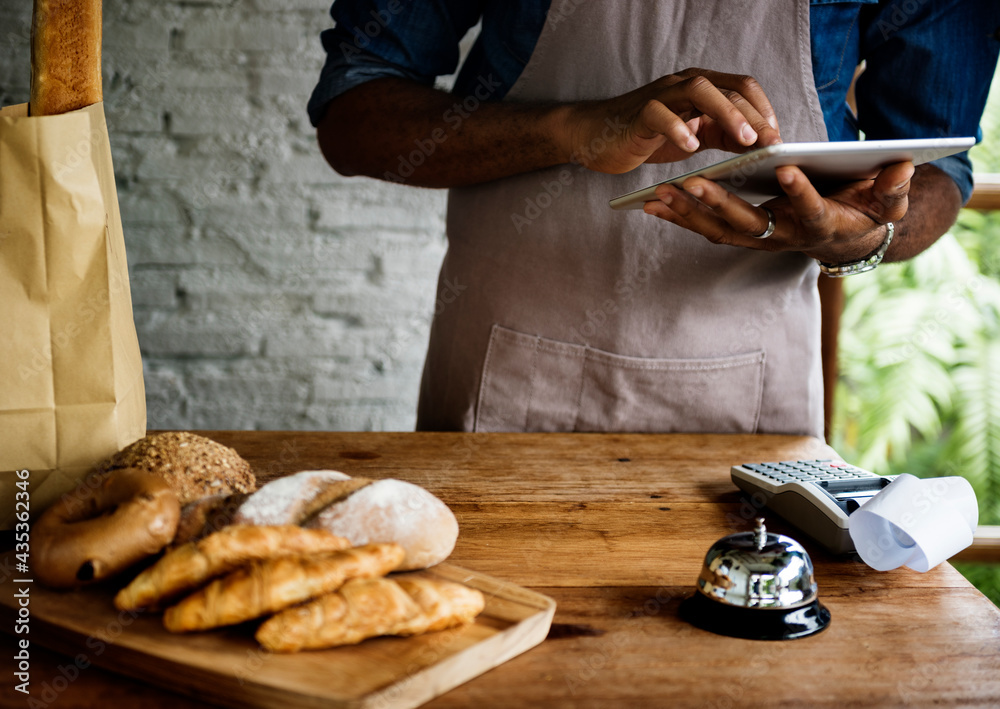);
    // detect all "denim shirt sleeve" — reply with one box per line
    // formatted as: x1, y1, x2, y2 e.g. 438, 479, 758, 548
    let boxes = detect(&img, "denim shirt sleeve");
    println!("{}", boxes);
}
307, 0, 485, 127
856, 0, 1000, 204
